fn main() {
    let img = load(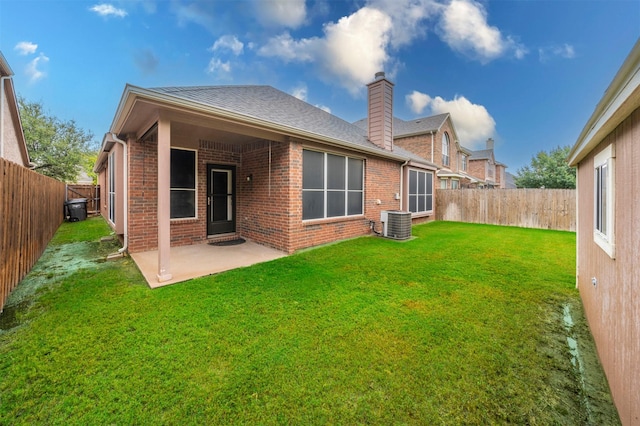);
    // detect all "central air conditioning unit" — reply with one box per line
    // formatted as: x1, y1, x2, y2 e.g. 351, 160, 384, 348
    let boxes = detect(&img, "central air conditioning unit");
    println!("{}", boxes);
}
380, 210, 412, 240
